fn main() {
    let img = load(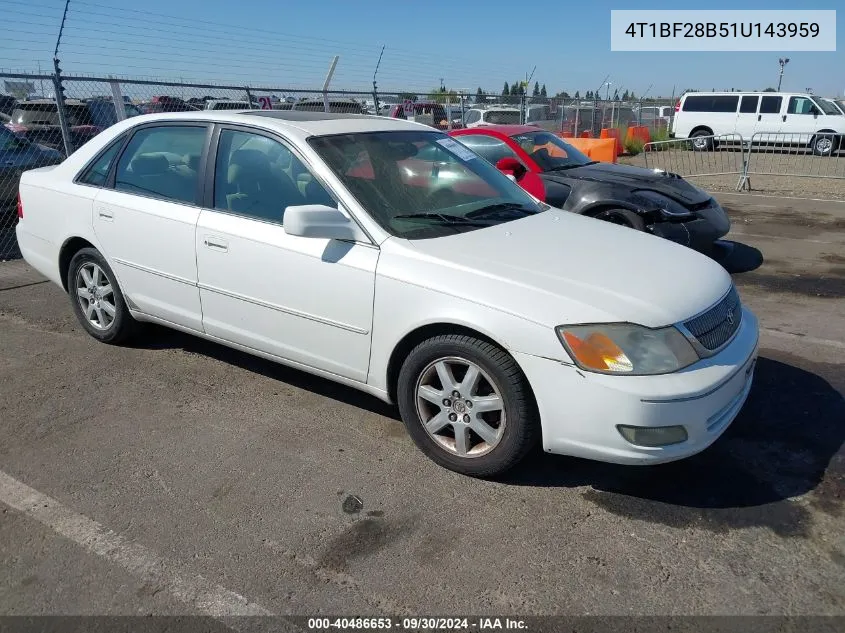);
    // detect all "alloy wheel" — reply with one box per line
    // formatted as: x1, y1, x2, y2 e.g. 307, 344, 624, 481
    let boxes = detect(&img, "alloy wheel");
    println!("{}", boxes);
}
414, 356, 506, 458
75, 262, 116, 330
